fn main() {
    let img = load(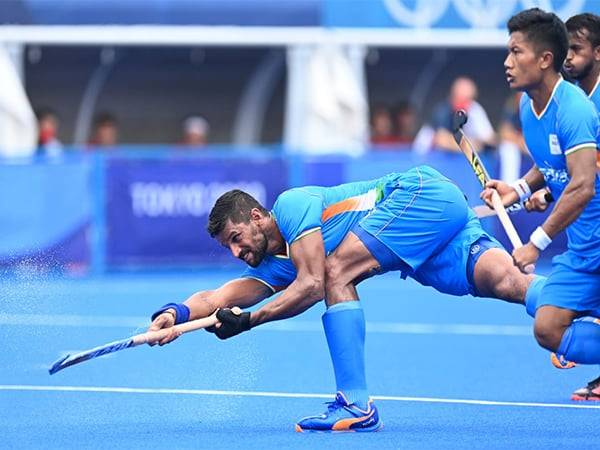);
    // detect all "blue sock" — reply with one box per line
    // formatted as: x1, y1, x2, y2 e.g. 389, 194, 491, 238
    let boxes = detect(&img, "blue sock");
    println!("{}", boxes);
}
557, 320, 600, 364
322, 301, 369, 409
524, 275, 546, 318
